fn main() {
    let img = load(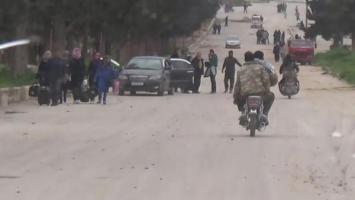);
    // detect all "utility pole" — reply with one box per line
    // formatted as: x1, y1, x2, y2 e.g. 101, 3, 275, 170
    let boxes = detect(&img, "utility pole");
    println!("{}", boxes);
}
305, 0, 309, 29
